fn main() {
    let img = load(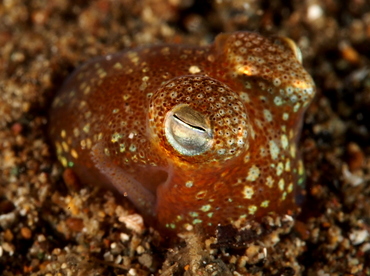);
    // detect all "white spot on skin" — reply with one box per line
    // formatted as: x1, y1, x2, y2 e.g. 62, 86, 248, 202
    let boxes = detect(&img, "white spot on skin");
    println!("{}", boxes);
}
239, 92, 250, 102
142, 76, 149, 82
261, 200, 269, 207
239, 47, 247, 54
250, 127, 256, 139
290, 95, 298, 103
61, 130, 66, 138
276, 162, 284, 176
244, 81, 252, 89
73, 127, 80, 137
113, 62, 123, 69
234, 40, 242, 46
246, 165, 260, 182
244, 153, 250, 163
263, 109, 273, 122
71, 149, 78, 159
281, 134, 289, 150
266, 176, 274, 188
290, 144, 296, 158
286, 86, 294, 95
273, 78, 281, 86
111, 132, 123, 143
86, 138, 92, 149
61, 141, 69, 152
278, 179, 285, 191
97, 68, 107, 78
185, 181, 193, 188
80, 139, 86, 149
83, 123, 90, 133
282, 113, 289, 121
189, 65, 201, 74
274, 96, 283, 106
84, 86, 91, 94
285, 159, 291, 171
59, 156, 68, 167
239, 214, 247, 219
260, 147, 267, 157
287, 183, 293, 193
184, 223, 193, 231
248, 205, 257, 215
269, 141, 280, 160
170, 91, 177, 99
281, 191, 287, 200
190, 212, 198, 217
200, 204, 211, 212
129, 144, 136, 152
298, 160, 304, 175
255, 119, 264, 129
242, 186, 254, 199
293, 102, 301, 112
